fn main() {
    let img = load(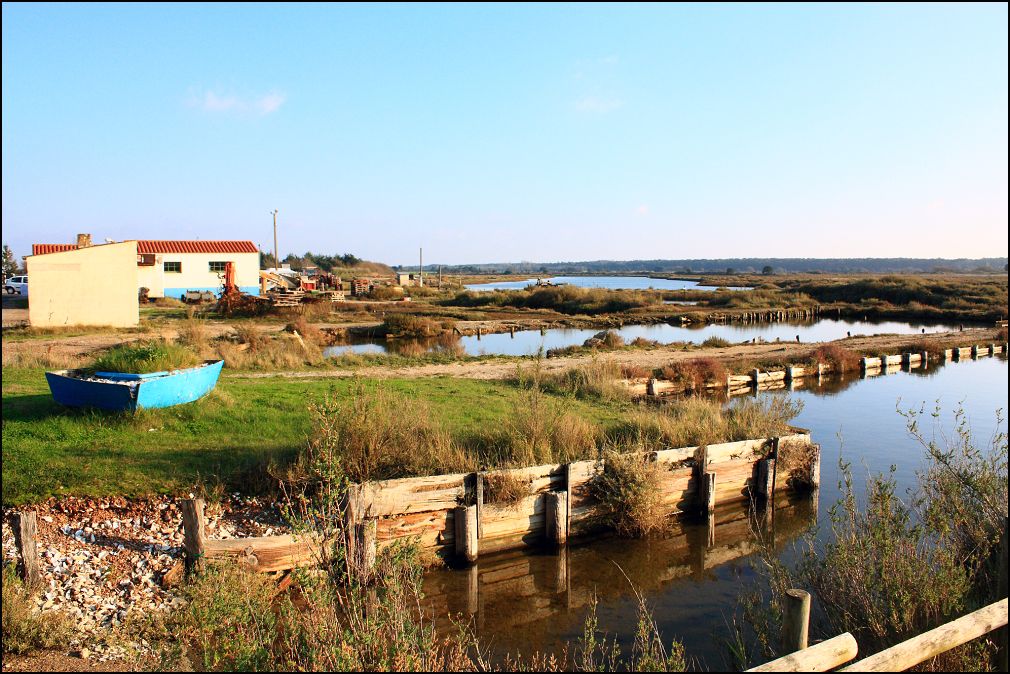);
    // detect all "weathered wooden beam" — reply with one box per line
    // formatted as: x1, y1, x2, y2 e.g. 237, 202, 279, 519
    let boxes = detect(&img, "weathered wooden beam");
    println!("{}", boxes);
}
782, 589, 811, 653
181, 498, 206, 573
839, 598, 1008, 672
204, 533, 319, 573
12, 511, 43, 591
454, 504, 478, 563
756, 458, 776, 500
747, 632, 858, 672
476, 472, 485, 539
703, 471, 717, 514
